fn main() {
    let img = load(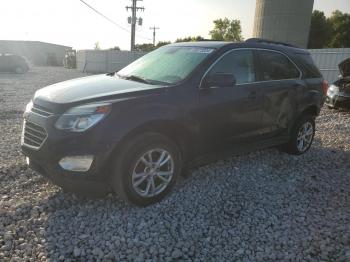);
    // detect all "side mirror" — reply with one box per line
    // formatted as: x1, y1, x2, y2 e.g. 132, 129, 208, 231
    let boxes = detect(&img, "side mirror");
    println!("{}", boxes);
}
202, 73, 236, 89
